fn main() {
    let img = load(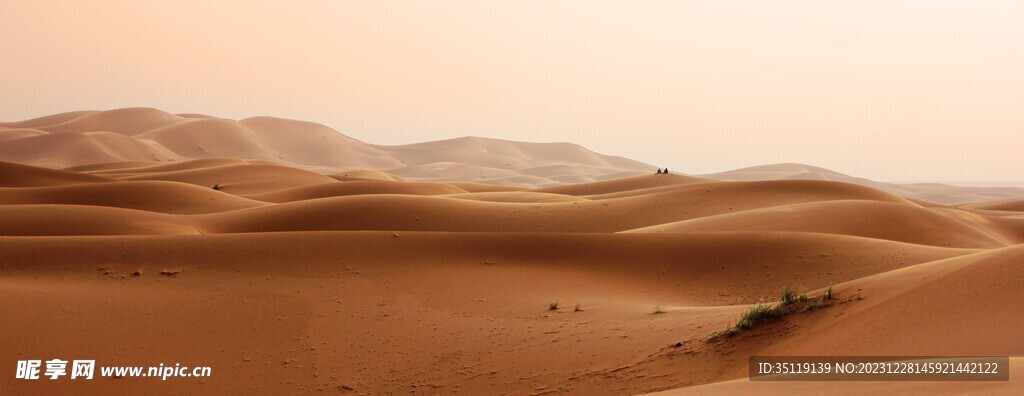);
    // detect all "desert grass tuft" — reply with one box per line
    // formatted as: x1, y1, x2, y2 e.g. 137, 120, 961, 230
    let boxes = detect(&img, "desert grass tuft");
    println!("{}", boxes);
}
548, 302, 559, 311
824, 281, 836, 300
709, 281, 845, 341
781, 286, 796, 306
736, 301, 777, 330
